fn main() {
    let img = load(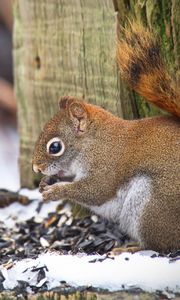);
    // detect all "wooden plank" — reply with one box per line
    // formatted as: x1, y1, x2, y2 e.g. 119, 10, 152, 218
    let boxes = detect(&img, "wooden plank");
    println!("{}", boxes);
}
13, 0, 122, 187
